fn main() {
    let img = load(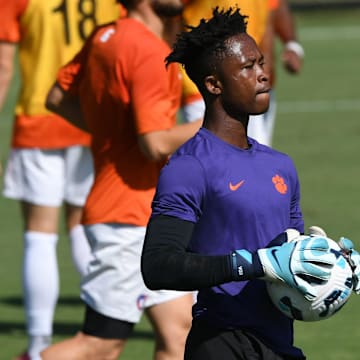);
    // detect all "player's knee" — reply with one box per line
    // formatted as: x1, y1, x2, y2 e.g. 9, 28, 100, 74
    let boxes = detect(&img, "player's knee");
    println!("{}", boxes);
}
81, 305, 134, 359
155, 318, 191, 357
76, 332, 125, 360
